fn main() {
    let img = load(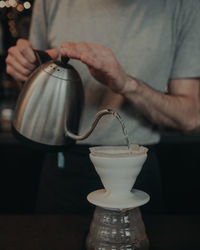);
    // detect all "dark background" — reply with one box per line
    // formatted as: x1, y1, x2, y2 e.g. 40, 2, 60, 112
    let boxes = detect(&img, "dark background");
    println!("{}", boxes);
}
0, 1, 200, 215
